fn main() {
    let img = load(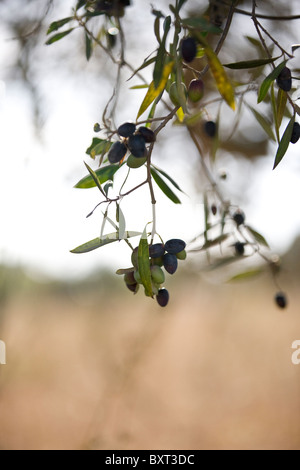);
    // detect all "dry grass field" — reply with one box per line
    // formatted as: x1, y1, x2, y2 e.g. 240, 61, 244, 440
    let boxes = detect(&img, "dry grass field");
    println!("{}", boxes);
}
0, 268, 299, 450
